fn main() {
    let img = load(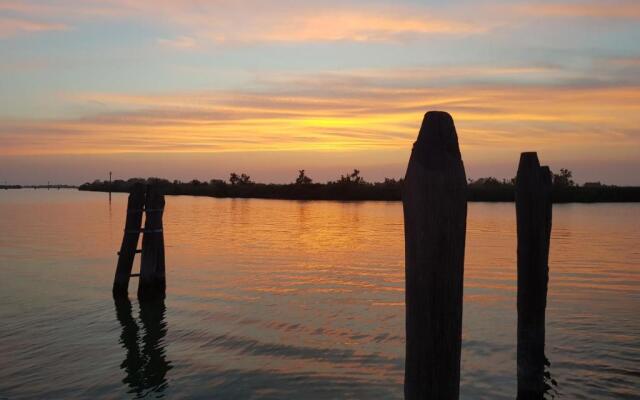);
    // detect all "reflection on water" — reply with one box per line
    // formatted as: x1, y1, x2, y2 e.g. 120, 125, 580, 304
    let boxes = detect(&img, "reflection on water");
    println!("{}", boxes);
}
114, 297, 171, 398
0, 190, 638, 399
544, 356, 558, 399
518, 353, 558, 400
